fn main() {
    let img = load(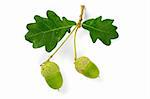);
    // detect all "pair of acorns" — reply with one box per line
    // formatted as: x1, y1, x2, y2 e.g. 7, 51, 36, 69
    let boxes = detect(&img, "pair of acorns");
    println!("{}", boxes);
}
41, 56, 99, 89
